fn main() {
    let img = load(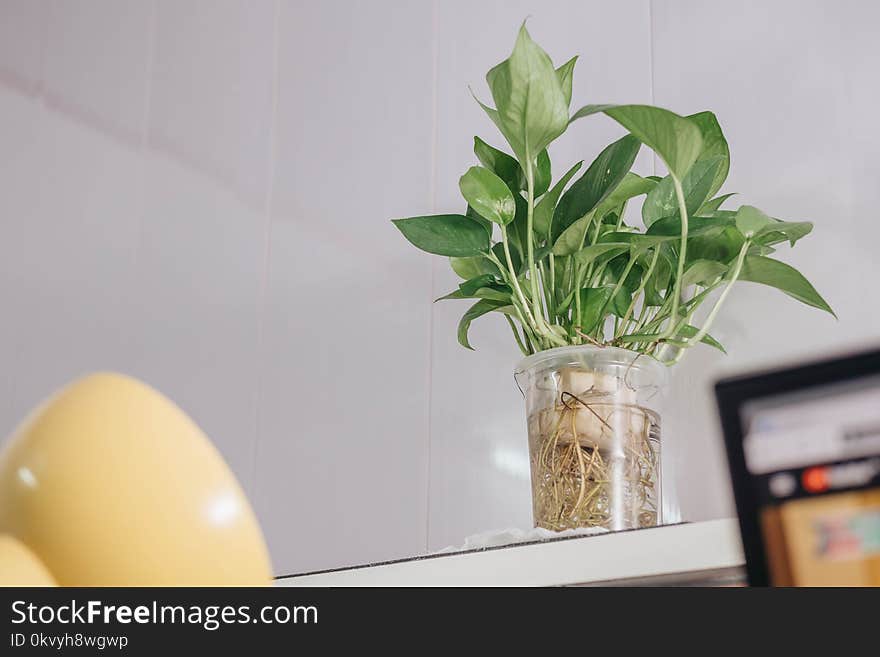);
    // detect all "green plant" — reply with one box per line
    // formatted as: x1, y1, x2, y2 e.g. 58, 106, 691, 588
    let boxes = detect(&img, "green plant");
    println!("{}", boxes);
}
392, 24, 833, 363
